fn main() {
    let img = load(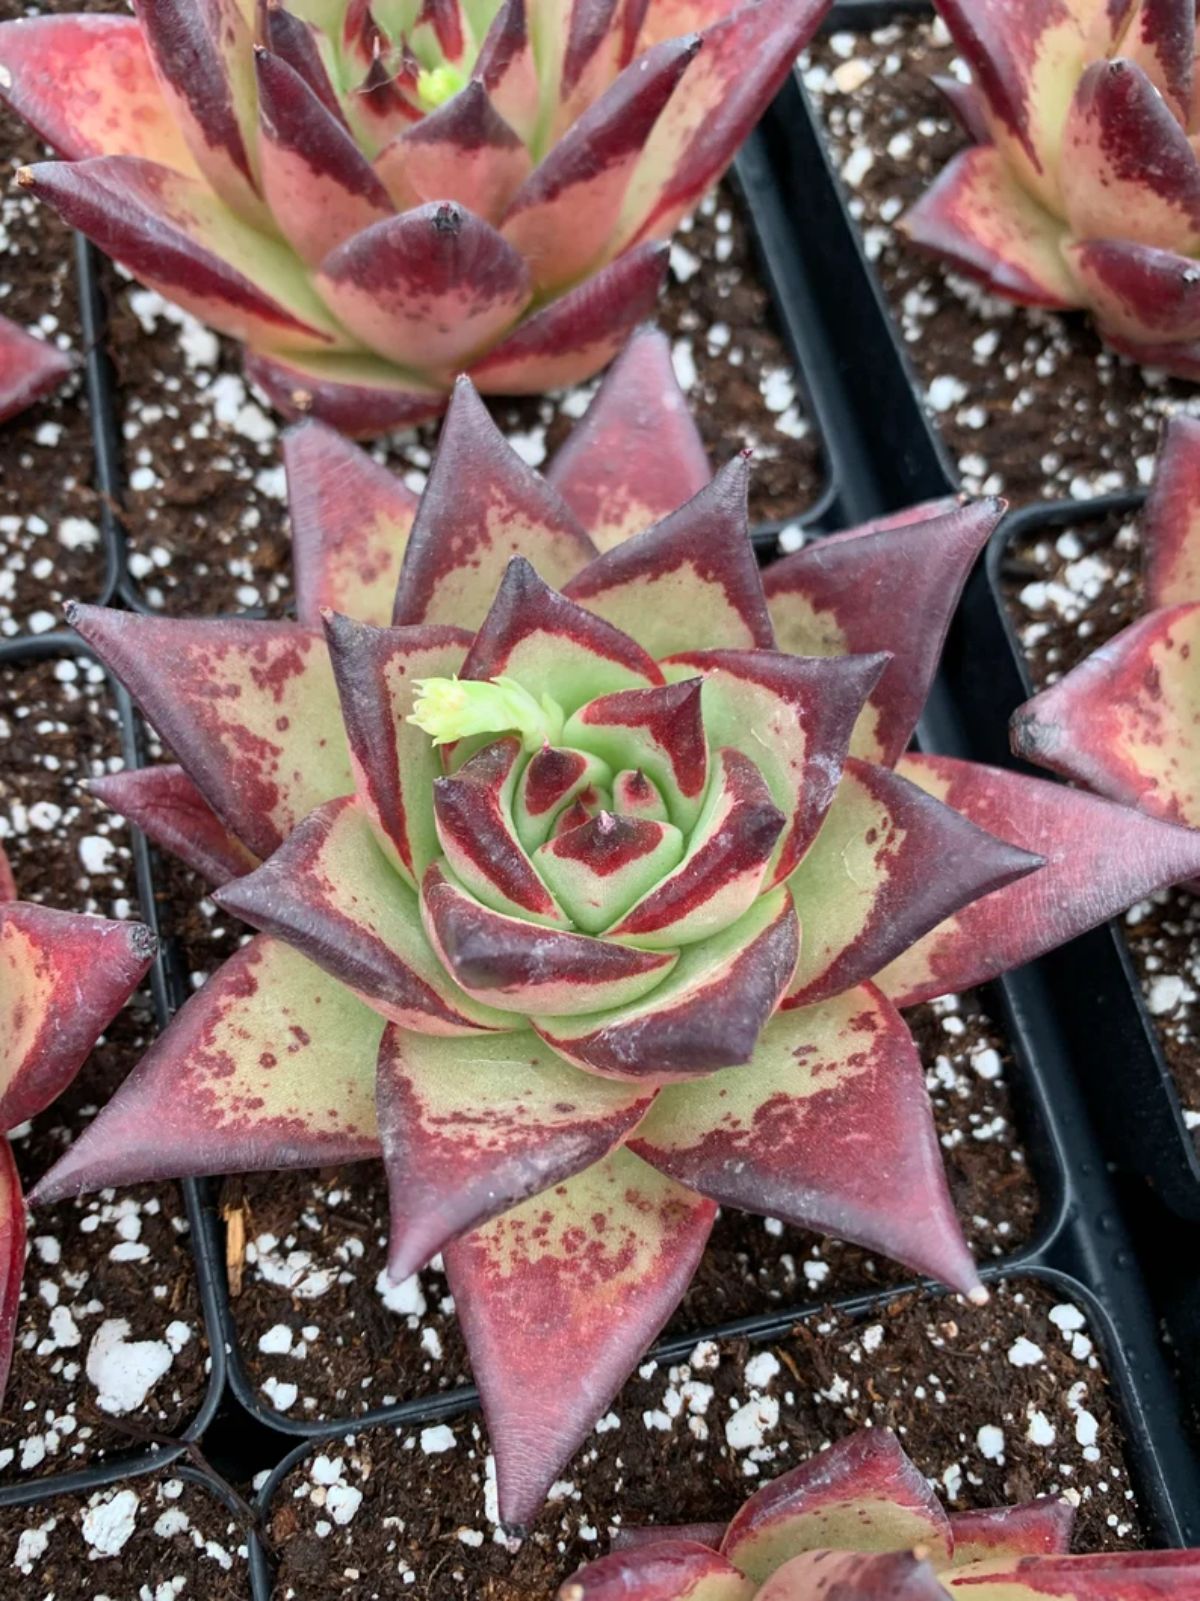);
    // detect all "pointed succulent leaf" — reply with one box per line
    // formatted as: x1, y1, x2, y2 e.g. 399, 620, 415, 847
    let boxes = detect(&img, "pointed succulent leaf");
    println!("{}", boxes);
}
475, 0, 540, 146
1065, 237, 1200, 342
374, 79, 532, 222
783, 759, 1041, 1010
31, 936, 383, 1205
632, 982, 981, 1298
259, 4, 345, 125
763, 499, 1007, 765
0, 902, 155, 1130
536, 887, 799, 1080
608, 1524, 729, 1555
515, 746, 616, 851
534, 813, 686, 934
443, 1148, 716, 1528
0, 316, 73, 425
565, 456, 774, 658
547, 325, 710, 551
242, 348, 447, 438
90, 765, 259, 887
0, 1138, 23, 1404
557, 1542, 755, 1601
1142, 415, 1200, 608
931, 71, 992, 143
943, 1550, 1200, 1599
946, 1501, 1076, 1567
876, 754, 1200, 1006
563, 679, 708, 831
757, 1550, 950, 1601
377, 1024, 655, 1281
612, 768, 670, 822
392, 378, 597, 628
1118, 0, 1196, 126
284, 421, 418, 629
69, 606, 351, 862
